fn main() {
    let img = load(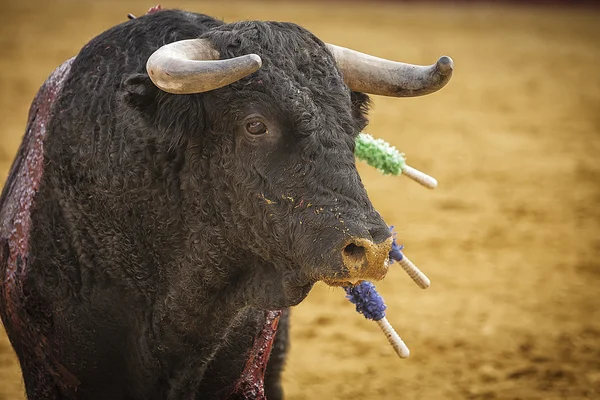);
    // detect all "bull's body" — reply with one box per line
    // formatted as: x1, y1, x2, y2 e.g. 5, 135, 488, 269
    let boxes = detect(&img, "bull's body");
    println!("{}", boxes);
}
0, 6, 451, 399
